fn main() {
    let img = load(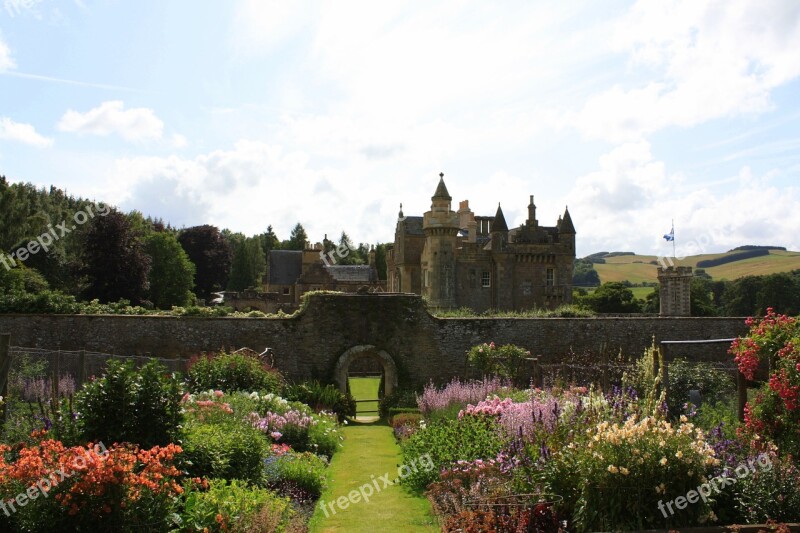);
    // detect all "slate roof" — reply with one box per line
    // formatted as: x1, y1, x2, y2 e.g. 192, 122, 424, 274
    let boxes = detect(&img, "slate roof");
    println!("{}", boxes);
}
560, 207, 576, 233
325, 265, 378, 282
268, 250, 302, 285
401, 216, 425, 236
